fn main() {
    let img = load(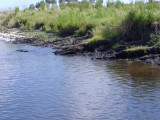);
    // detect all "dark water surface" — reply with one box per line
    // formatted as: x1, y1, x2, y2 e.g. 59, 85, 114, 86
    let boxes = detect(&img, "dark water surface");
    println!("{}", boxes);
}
0, 40, 160, 120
